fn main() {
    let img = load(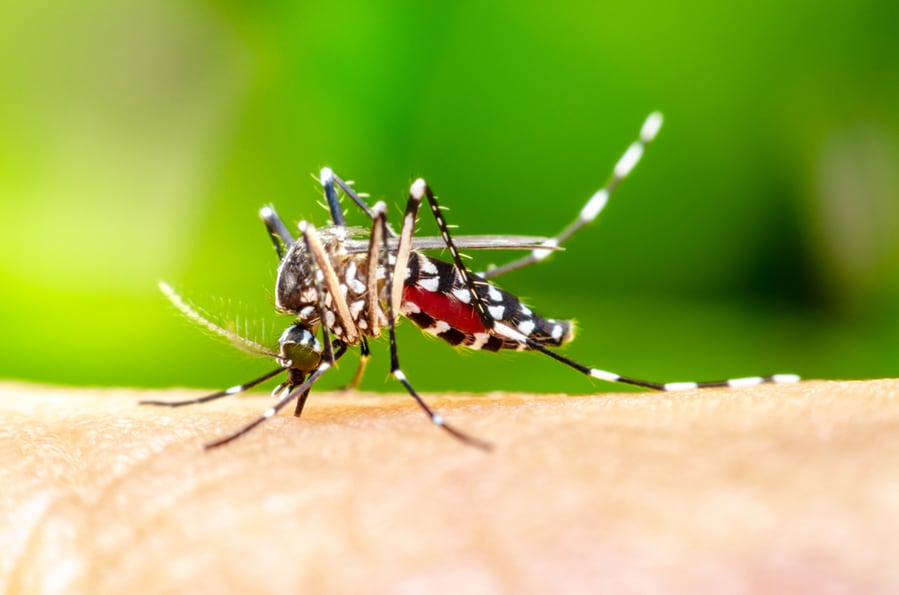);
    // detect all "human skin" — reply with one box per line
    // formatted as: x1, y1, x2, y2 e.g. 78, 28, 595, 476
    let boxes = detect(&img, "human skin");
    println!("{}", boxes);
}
3, 379, 899, 594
